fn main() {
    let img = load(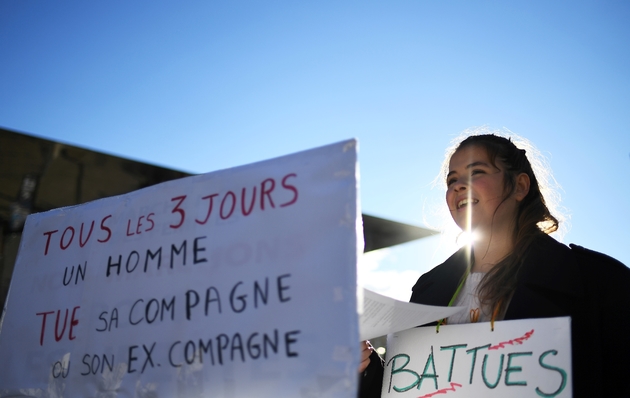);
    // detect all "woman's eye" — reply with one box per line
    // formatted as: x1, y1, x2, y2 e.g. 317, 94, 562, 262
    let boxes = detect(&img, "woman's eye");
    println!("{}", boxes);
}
447, 177, 456, 186
471, 169, 485, 176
